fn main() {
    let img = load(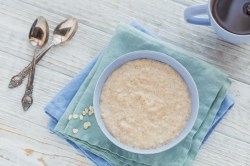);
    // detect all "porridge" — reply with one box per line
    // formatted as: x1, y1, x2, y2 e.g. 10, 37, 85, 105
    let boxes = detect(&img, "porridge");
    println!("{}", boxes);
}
100, 59, 191, 149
